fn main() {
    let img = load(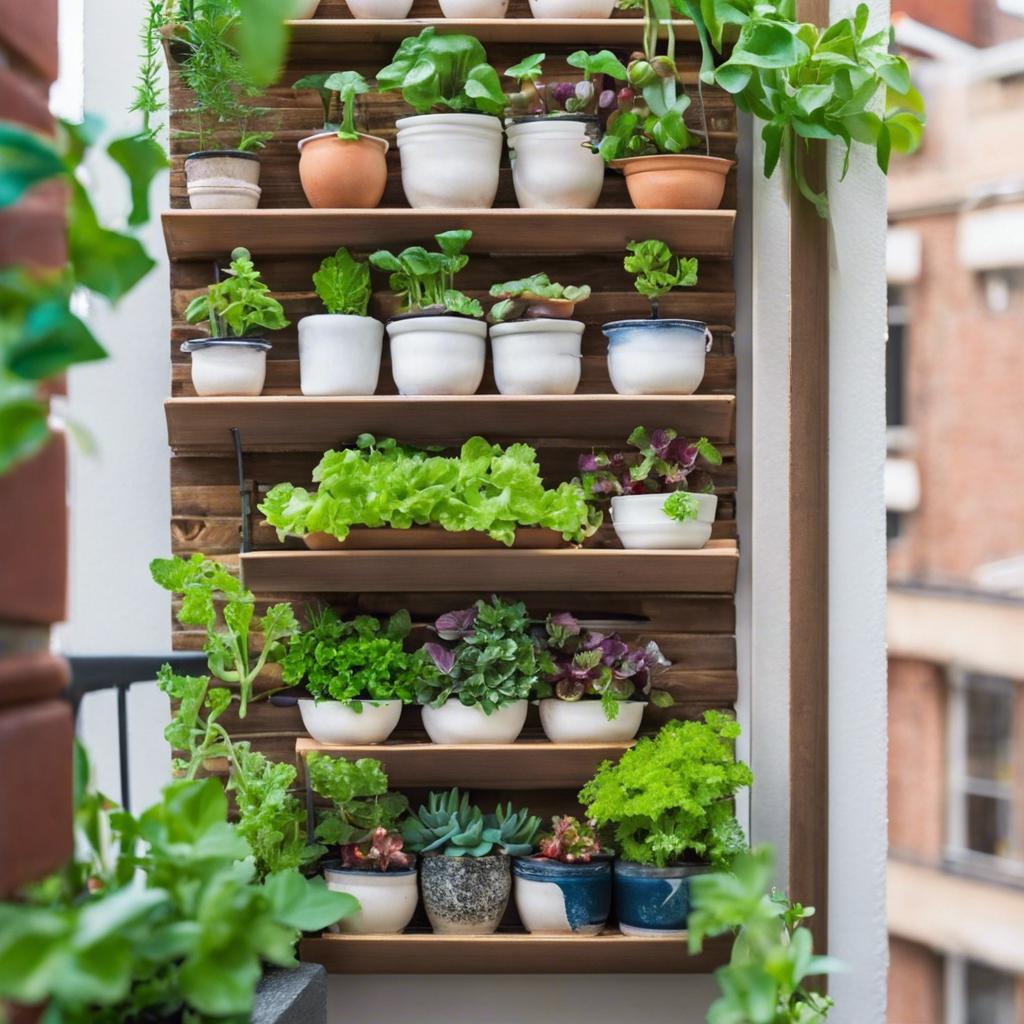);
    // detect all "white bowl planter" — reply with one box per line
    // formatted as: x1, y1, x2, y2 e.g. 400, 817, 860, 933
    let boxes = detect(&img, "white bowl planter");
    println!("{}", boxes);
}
298, 699, 402, 744
184, 151, 261, 210
180, 339, 269, 396
387, 316, 487, 395
528, 0, 615, 14
298, 315, 384, 396
506, 119, 604, 209
324, 866, 418, 934
610, 492, 718, 550
290, 0, 322, 15
489, 319, 583, 395
539, 699, 646, 743
421, 699, 528, 744
439, 0, 508, 14
395, 114, 502, 209
346, 0, 414, 14
604, 319, 713, 395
